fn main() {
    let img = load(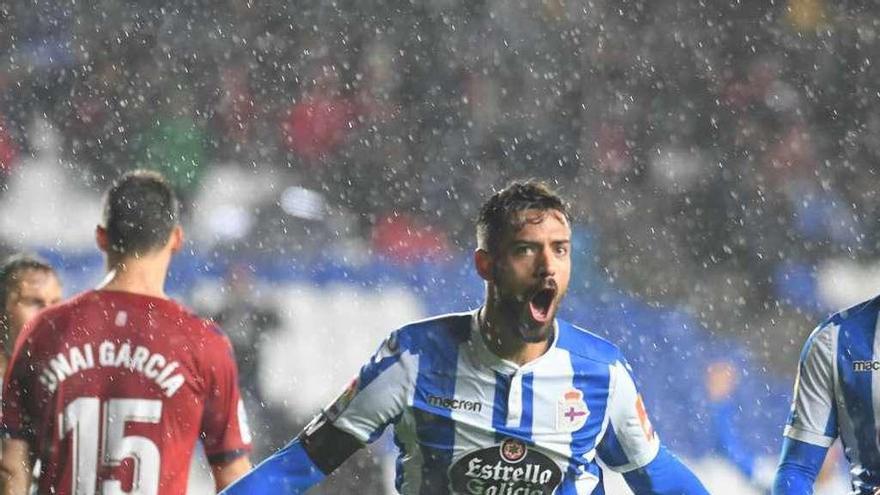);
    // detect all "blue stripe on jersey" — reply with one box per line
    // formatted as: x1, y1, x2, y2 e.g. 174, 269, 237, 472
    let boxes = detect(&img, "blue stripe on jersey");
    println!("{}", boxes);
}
492, 371, 531, 442
408, 317, 469, 495
595, 424, 628, 467
556, 320, 617, 492
837, 314, 880, 484
558, 463, 603, 495
558, 473, 579, 495
490, 371, 536, 444
357, 353, 401, 392
491, 371, 511, 442
591, 466, 605, 495
520, 372, 534, 435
